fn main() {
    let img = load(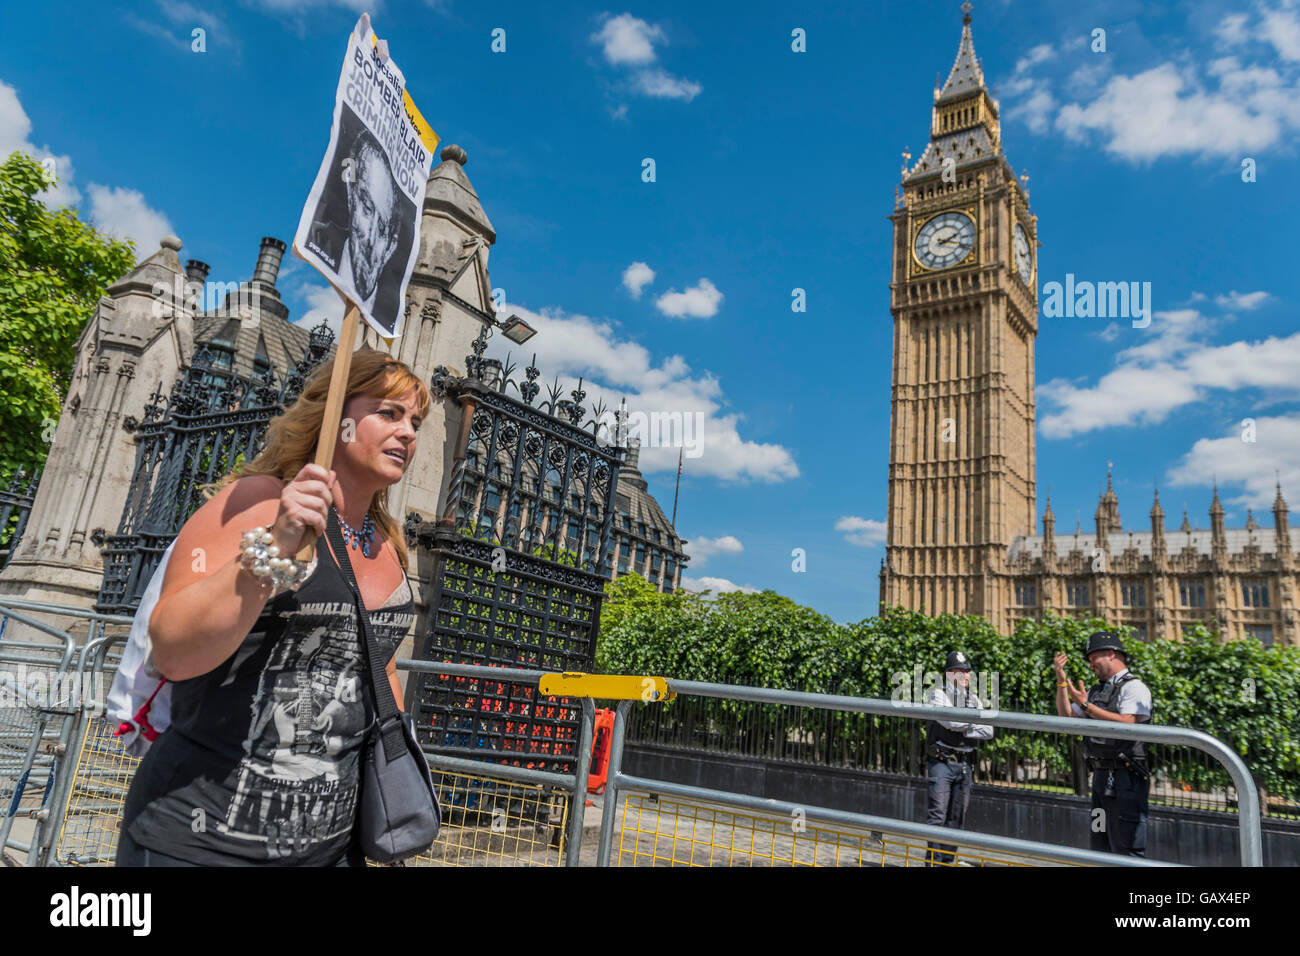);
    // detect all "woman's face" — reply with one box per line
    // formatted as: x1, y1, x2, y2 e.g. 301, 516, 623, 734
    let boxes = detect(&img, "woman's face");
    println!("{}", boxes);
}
337, 385, 423, 486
